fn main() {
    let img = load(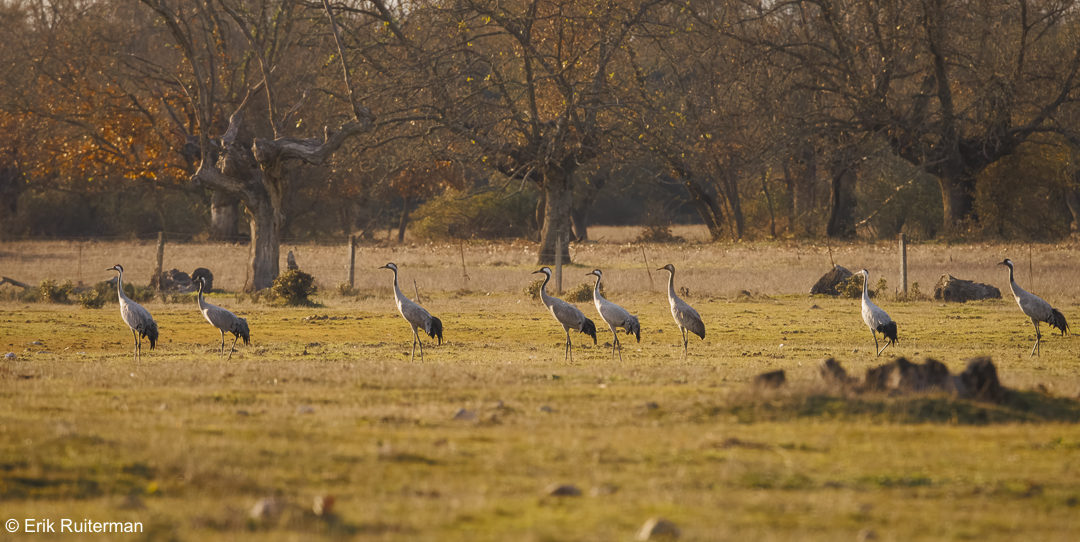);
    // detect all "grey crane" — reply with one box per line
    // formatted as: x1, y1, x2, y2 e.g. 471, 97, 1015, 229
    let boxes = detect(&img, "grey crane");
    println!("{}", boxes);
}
586, 269, 640, 361
533, 266, 597, 361
657, 264, 705, 355
195, 277, 250, 360
859, 269, 898, 356
379, 263, 443, 361
999, 258, 1068, 356
107, 264, 158, 361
